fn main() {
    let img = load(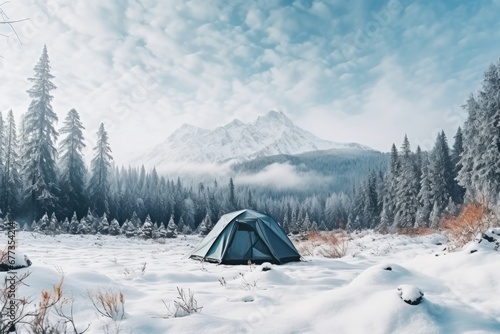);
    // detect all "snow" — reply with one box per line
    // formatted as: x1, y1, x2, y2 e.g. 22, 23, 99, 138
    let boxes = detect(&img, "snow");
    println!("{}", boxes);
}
2, 231, 500, 333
